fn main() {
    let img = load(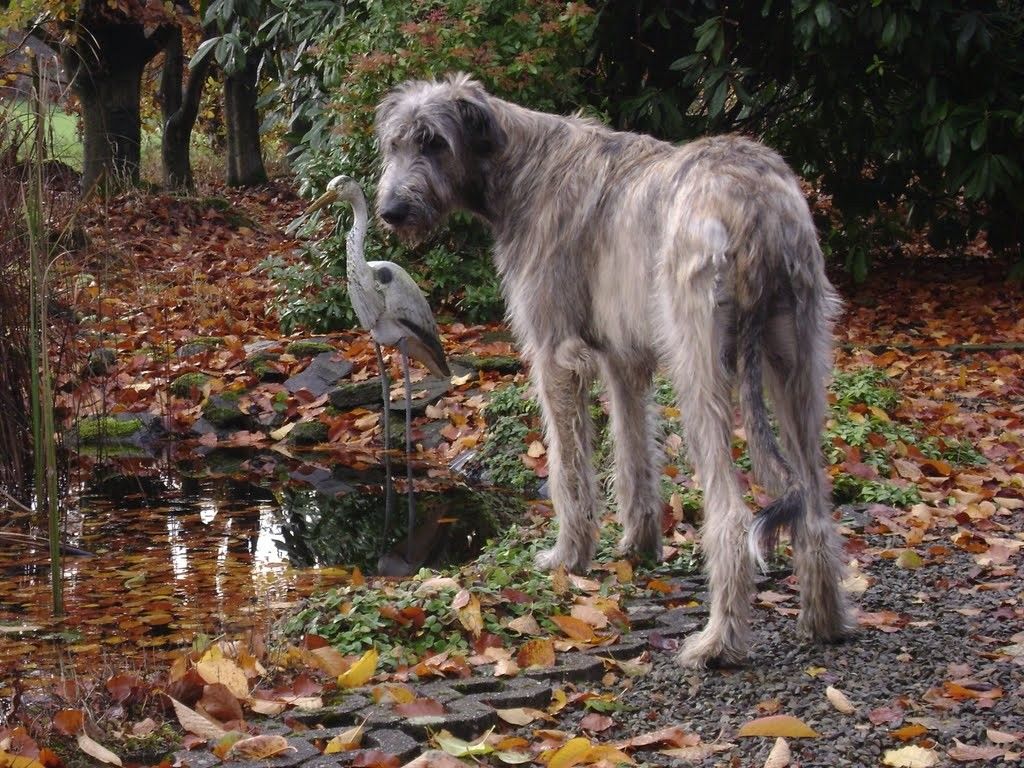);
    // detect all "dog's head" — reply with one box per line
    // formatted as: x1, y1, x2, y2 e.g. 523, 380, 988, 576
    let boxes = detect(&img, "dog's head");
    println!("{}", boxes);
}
375, 73, 506, 243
